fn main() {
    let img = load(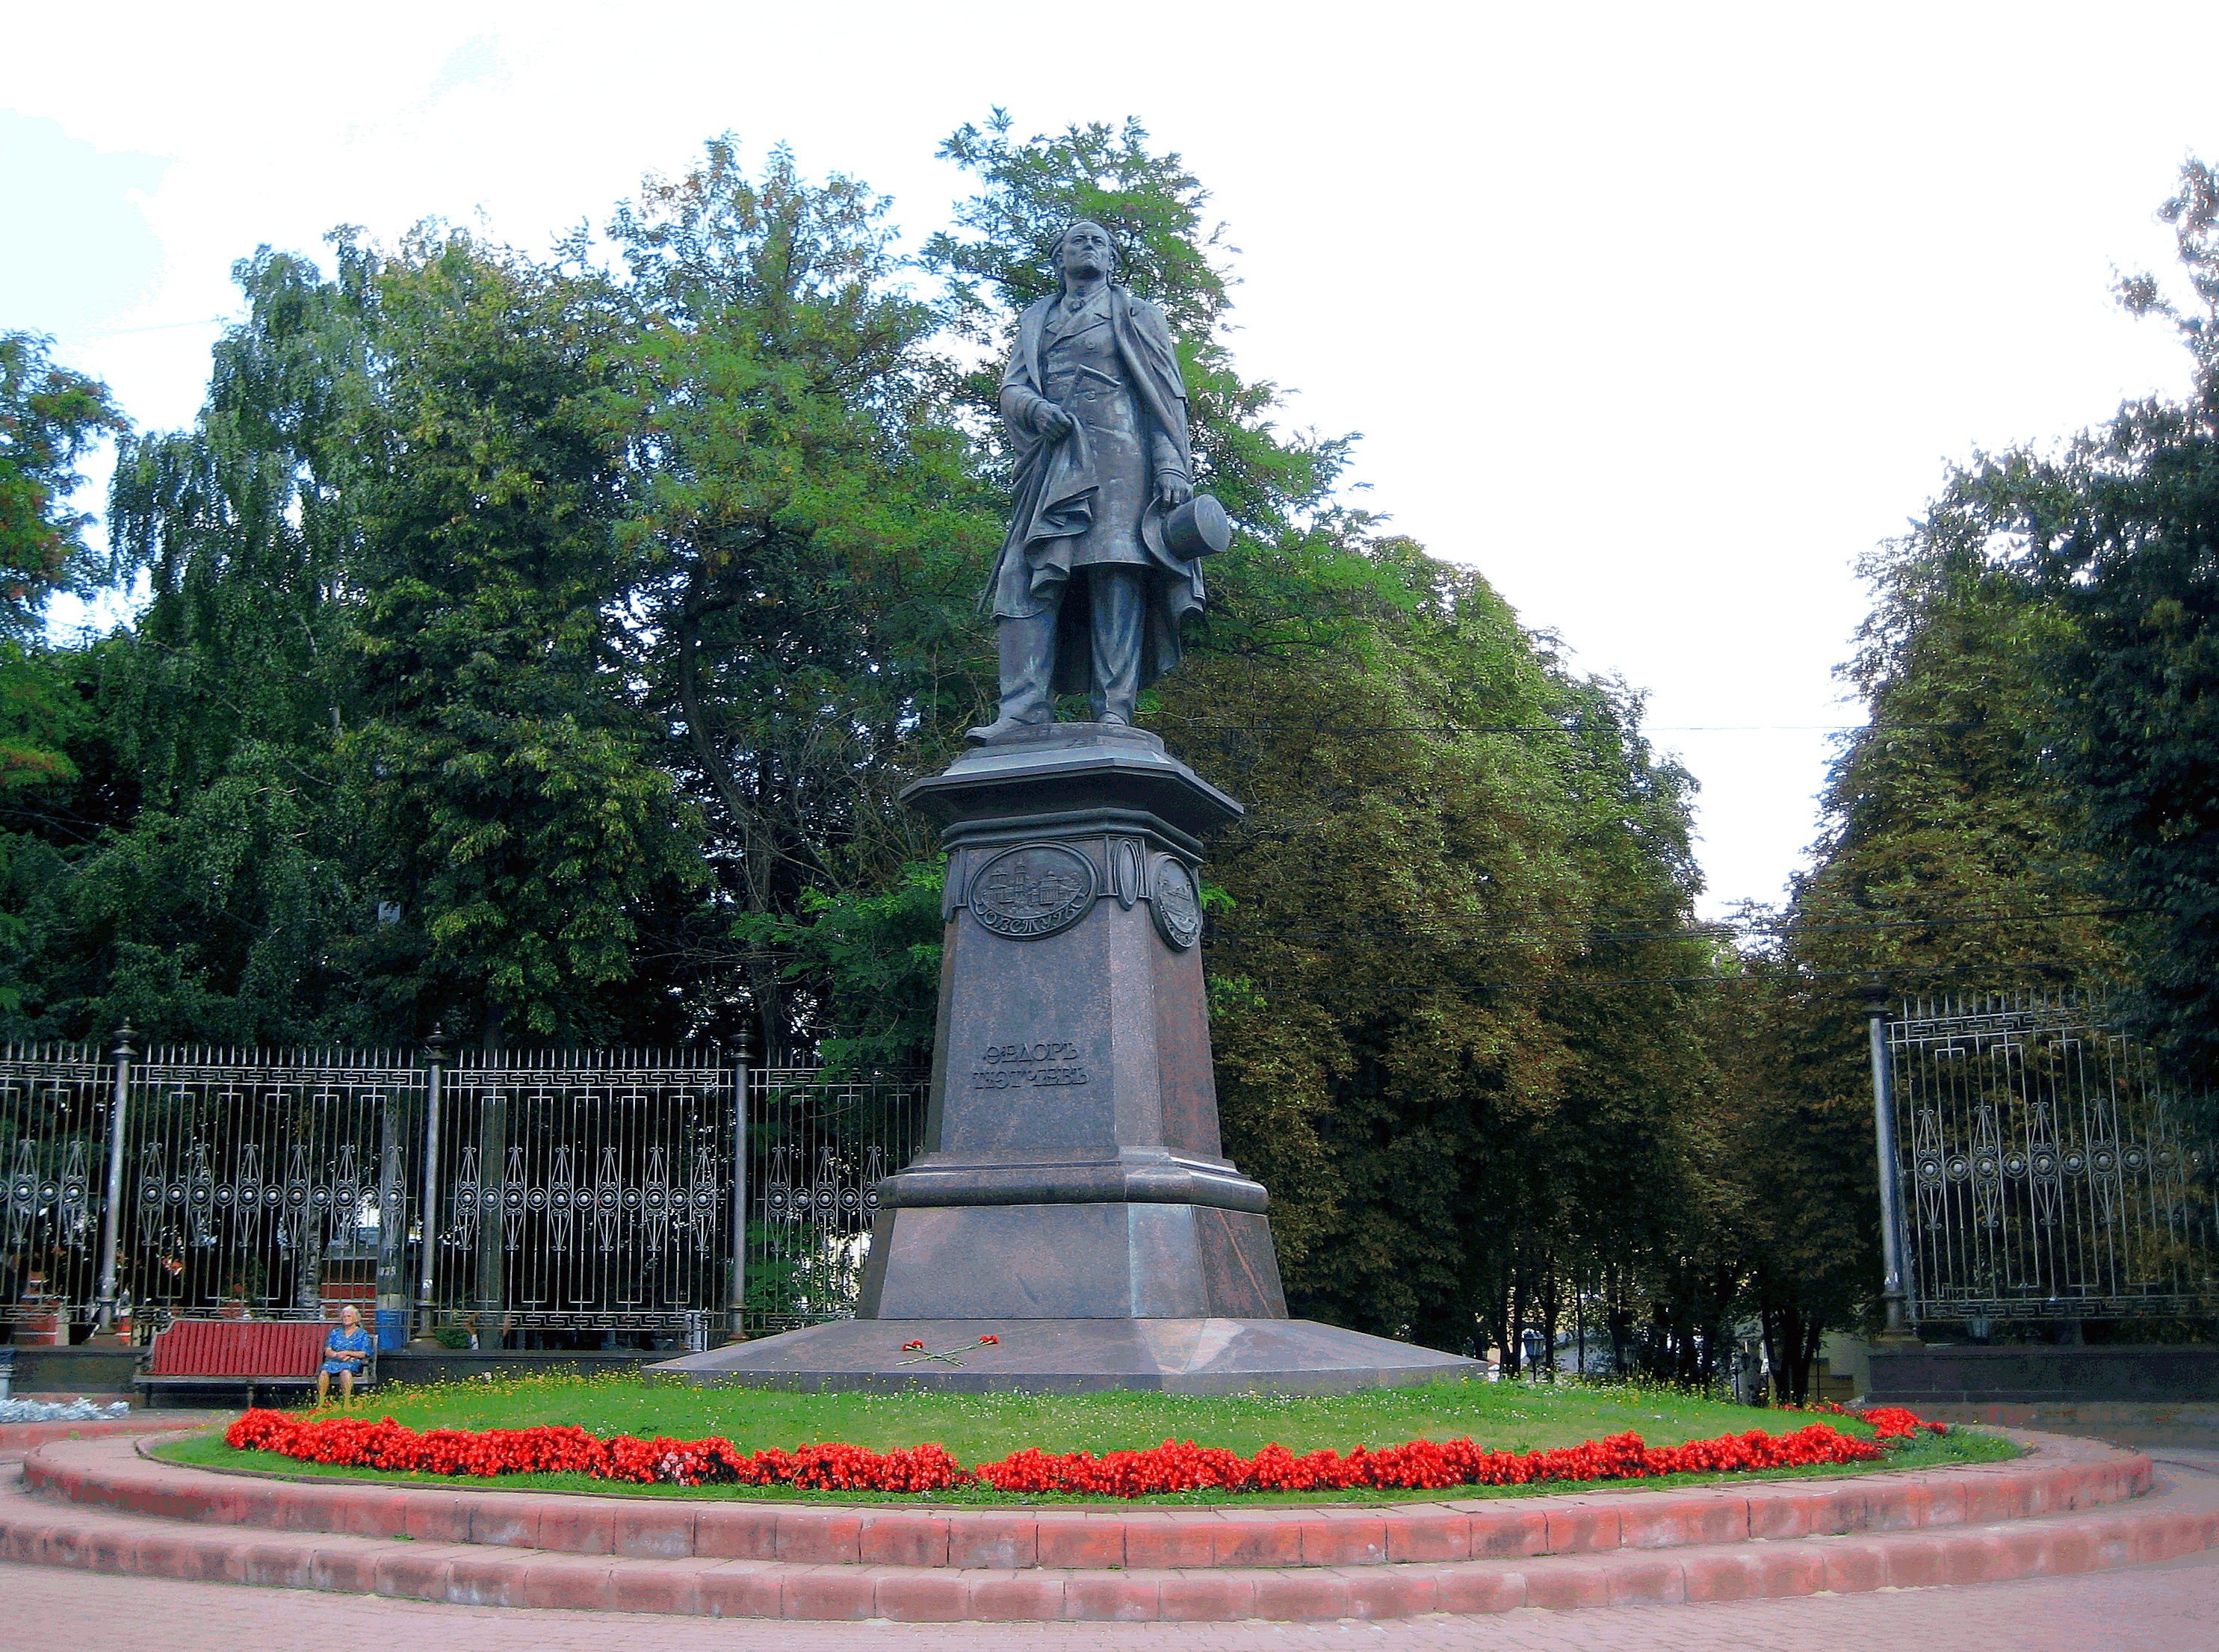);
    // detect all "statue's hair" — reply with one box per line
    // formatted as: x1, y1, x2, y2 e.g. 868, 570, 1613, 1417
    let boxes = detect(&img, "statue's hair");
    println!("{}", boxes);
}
1052, 218, 1120, 278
